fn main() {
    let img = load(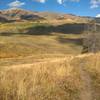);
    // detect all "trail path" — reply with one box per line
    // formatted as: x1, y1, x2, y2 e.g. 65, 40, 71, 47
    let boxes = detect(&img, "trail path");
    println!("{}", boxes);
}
79, 62, 94, 100
74, 54, 94, 100
4, 58, 67, 70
